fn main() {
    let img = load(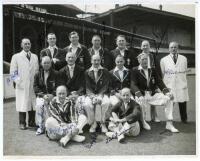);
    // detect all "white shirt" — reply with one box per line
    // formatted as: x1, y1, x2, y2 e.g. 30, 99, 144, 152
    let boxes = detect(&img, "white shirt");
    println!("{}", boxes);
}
117, 47, 128, 57
138, 65, 149, 81
170, 53, 178, 62
143, 69, 149, 81
24, 51, 31, 60
44, 71, 49, 85
124, 101, 130, 110
89, 65, 103, 82
48, 45, 58, 58
68, 64, 75, 78
69, 43, 81, 55
93, 46, 101, 56
113, 66, 128, 81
